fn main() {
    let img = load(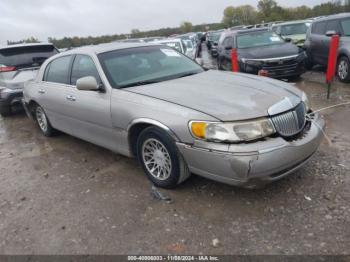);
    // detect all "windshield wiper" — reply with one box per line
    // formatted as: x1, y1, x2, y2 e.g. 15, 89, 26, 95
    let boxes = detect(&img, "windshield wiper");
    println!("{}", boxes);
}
119, 80, 160, 88
177, 72, 200, 79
